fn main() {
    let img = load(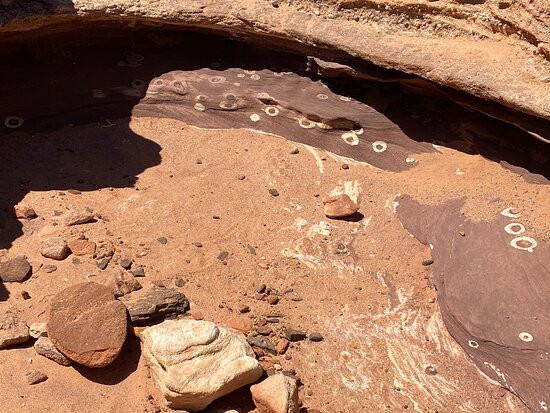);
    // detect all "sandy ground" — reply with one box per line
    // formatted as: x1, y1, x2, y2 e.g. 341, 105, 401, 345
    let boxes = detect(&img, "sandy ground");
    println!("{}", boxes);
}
2, 116, 547, 412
